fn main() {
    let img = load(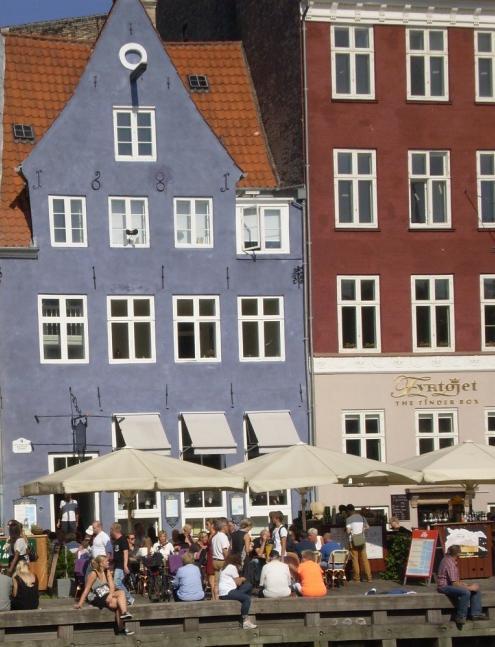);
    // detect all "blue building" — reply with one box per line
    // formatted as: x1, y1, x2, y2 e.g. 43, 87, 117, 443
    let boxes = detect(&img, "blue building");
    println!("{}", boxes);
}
0, 0, 308, 533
